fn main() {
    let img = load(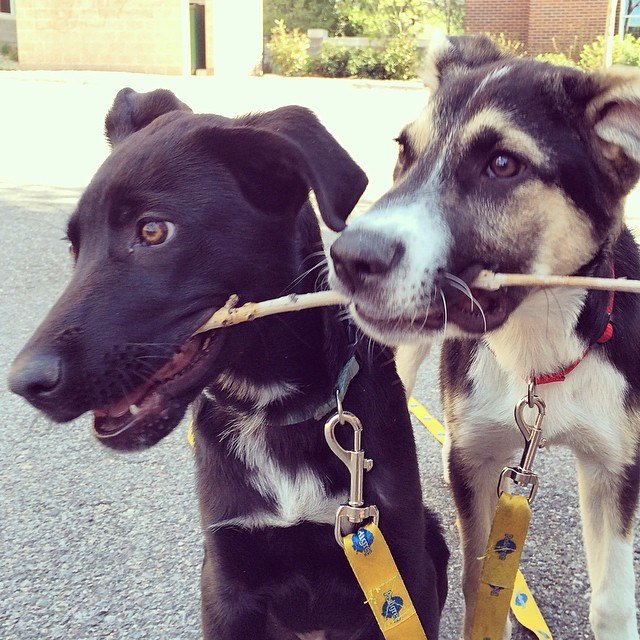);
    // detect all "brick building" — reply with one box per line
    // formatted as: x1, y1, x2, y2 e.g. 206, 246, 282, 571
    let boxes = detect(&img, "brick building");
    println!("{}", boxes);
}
464, 0, 613, 56
14, 0, 263, 76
